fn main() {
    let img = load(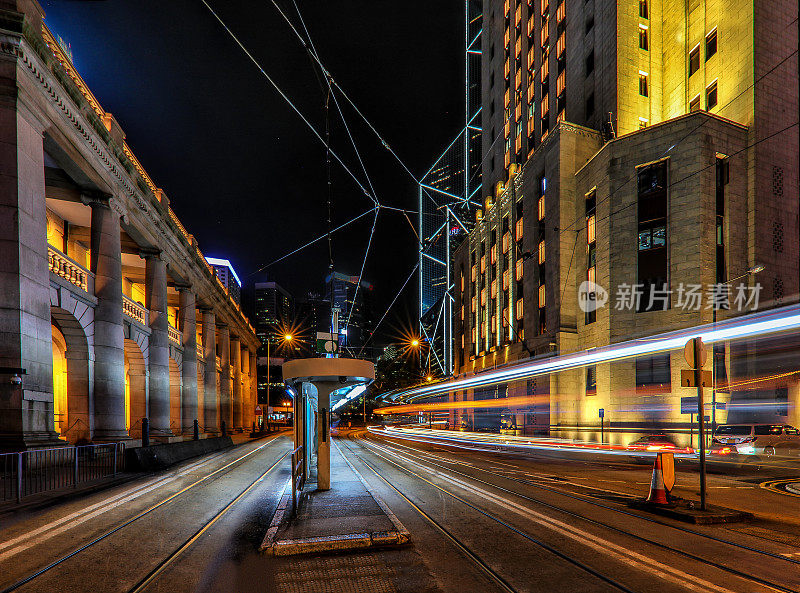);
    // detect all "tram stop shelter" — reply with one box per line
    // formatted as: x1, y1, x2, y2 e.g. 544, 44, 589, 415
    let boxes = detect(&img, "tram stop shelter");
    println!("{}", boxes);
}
282, 358, 374, 491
